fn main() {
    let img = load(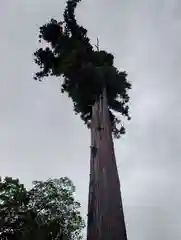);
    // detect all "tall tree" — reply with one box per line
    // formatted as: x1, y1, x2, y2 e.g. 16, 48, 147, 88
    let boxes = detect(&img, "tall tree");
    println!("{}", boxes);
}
33, 0, 131, 239
0, 177, 84, 240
